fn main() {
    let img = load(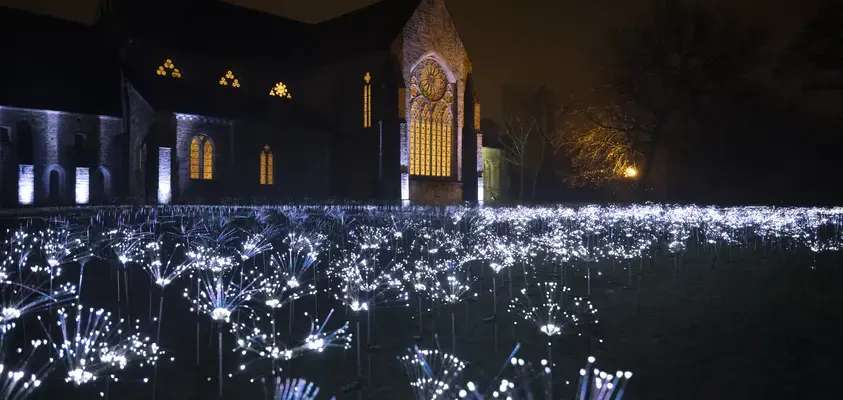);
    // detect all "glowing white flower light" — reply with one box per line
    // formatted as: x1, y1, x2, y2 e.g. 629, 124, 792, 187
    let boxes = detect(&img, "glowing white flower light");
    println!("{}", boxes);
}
540, 323, 561, 336
39, 306, 162, 387
235, 309, 351, 368
211, 307, 231, 322
1, 308, 20, 322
